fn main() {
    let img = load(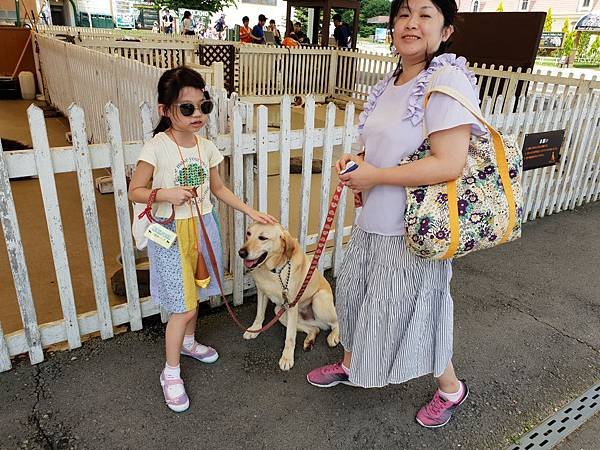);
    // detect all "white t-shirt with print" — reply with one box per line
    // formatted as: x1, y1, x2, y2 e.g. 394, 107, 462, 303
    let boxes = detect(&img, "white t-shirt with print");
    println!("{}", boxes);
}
137, 132, 224, 219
